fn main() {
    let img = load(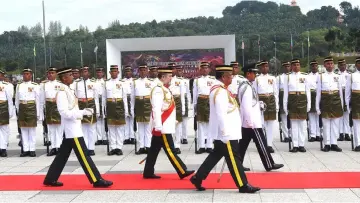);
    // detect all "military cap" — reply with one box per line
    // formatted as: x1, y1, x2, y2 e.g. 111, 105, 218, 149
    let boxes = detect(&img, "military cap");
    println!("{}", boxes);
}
309, 60, 318, 65
47, 67, 57, 72
257, 60, 268, 66
230, 61, 239, 66
215, 65, 232, 73
200, 61, 210, 67
110, 65, 118, 70
72, 68, 80, 72
290, 58, 301, 64
355, 57, 360, 63
324, 56, 333, 63
138, 64, 148, 69
96, 67, 104, 71
282, 61, 290, 66
338, 59, 346, 64
23, 68, 32, 73
124, 66, 132, 72
242, 63, 258, 73
81, 66, 89, 70
149, 66, 158, 70
57, 67, 72, 76
157, 67, 173, 73
168, 62, 178, 68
